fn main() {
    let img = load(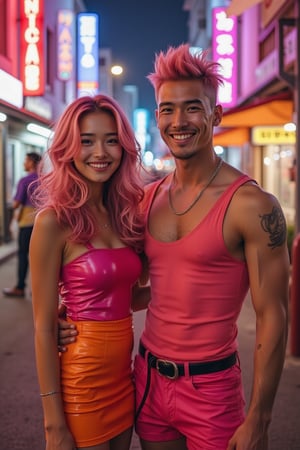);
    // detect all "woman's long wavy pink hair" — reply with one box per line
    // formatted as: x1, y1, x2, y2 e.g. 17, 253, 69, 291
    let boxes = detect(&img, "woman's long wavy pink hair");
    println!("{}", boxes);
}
33, 94, 144, 252
147, 43, 224, 105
